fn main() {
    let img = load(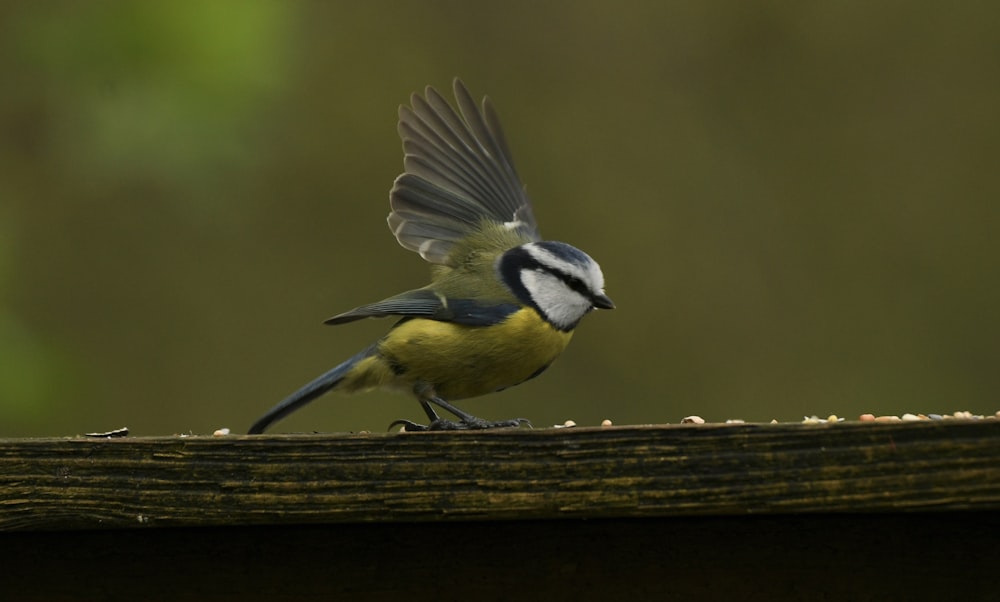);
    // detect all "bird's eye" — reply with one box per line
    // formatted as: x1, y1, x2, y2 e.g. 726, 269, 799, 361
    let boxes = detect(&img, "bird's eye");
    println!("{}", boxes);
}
558, 273, 596, 300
